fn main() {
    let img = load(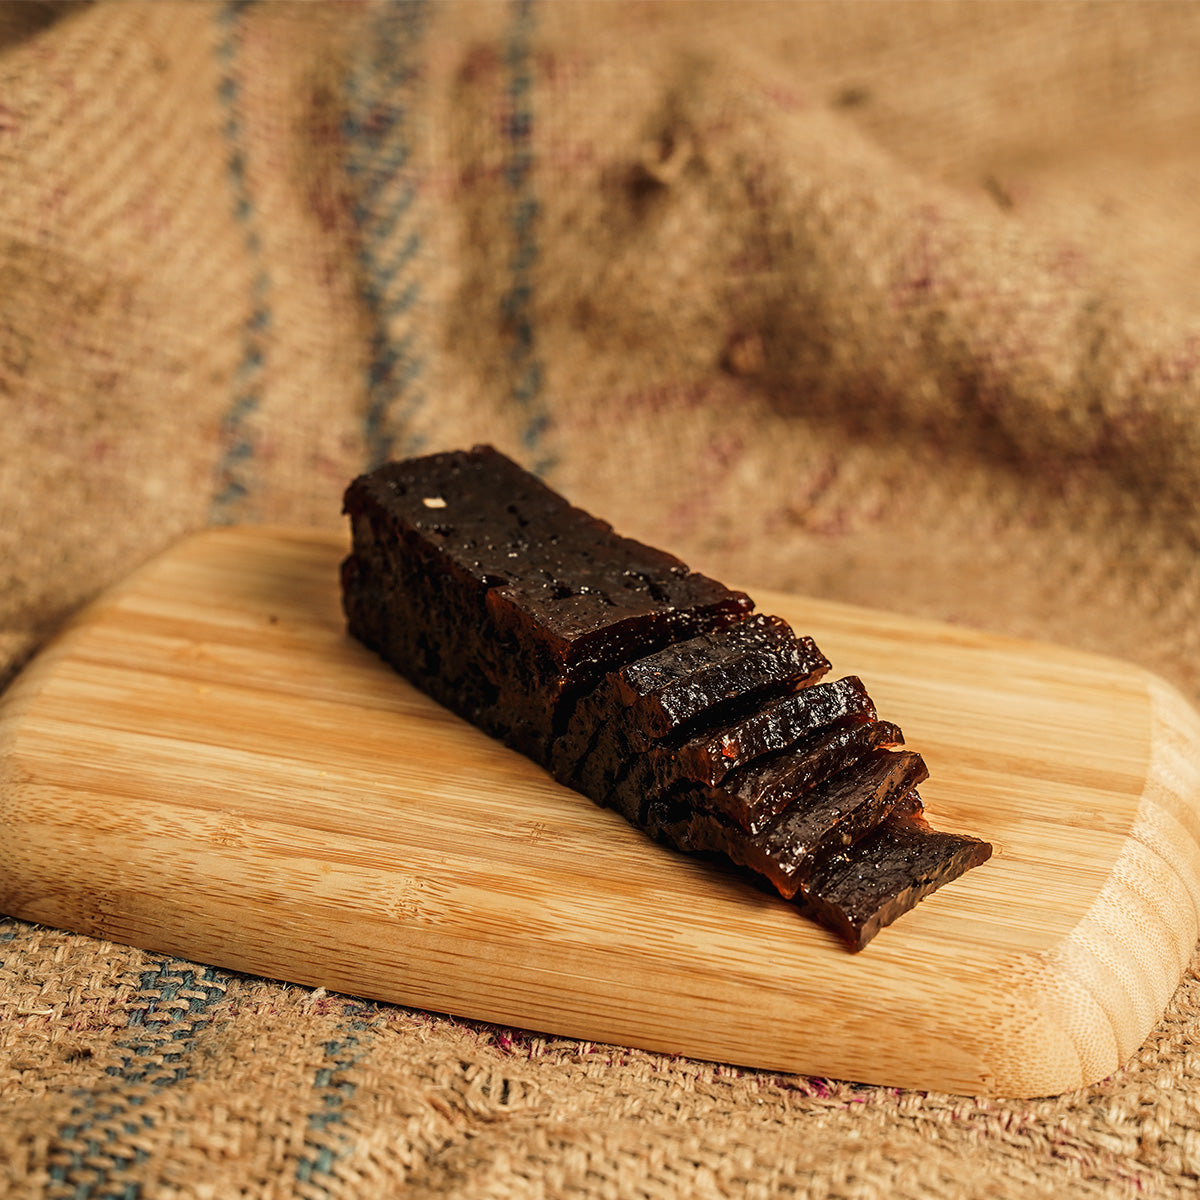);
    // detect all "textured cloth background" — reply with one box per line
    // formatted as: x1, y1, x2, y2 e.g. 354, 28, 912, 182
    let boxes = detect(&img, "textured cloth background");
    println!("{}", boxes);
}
3, 1, 1200, 1196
